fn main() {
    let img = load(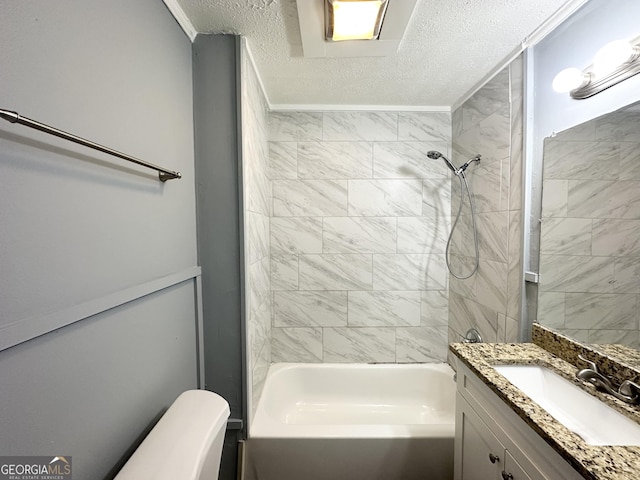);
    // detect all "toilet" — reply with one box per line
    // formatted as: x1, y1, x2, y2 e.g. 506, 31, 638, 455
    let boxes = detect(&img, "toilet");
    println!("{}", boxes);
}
115, 390, 230, 480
